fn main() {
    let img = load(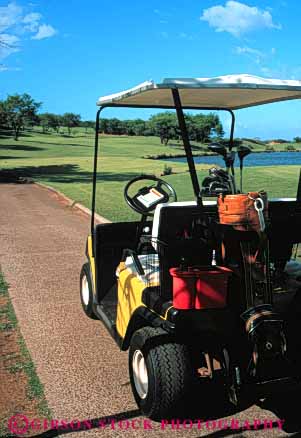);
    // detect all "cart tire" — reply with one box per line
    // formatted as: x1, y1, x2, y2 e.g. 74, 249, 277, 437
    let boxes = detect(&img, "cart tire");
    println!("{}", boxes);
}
80, 263, 97, 319
129, 326, 193, 420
